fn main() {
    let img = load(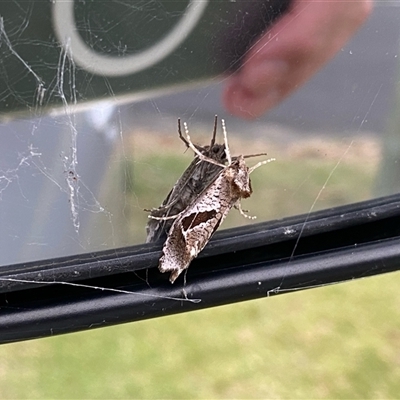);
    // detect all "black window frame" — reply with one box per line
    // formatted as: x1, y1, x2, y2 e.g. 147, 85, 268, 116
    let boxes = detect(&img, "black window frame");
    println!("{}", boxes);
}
1, 193, 400, 344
